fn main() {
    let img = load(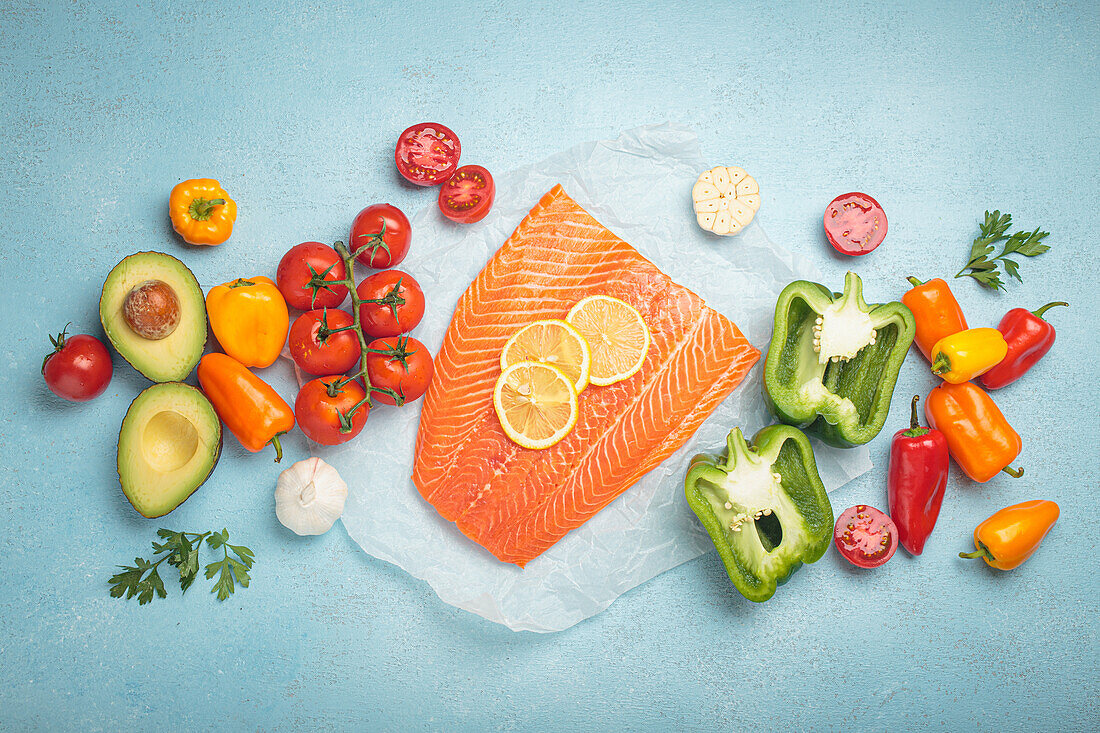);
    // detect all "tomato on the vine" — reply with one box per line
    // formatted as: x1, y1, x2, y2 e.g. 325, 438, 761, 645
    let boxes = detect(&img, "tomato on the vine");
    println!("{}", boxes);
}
394, 122, 461, 186
276, 242, 348, 310
366, 336, 434, 406
834, 505, 899, 568
350, 204, 412, 269
438, 165, 495, 224
288, 309, 362, 377
823, 193, 887, 256
295, 377, 369, 446
357, 270, 425, 338
42, 326, 112, 401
